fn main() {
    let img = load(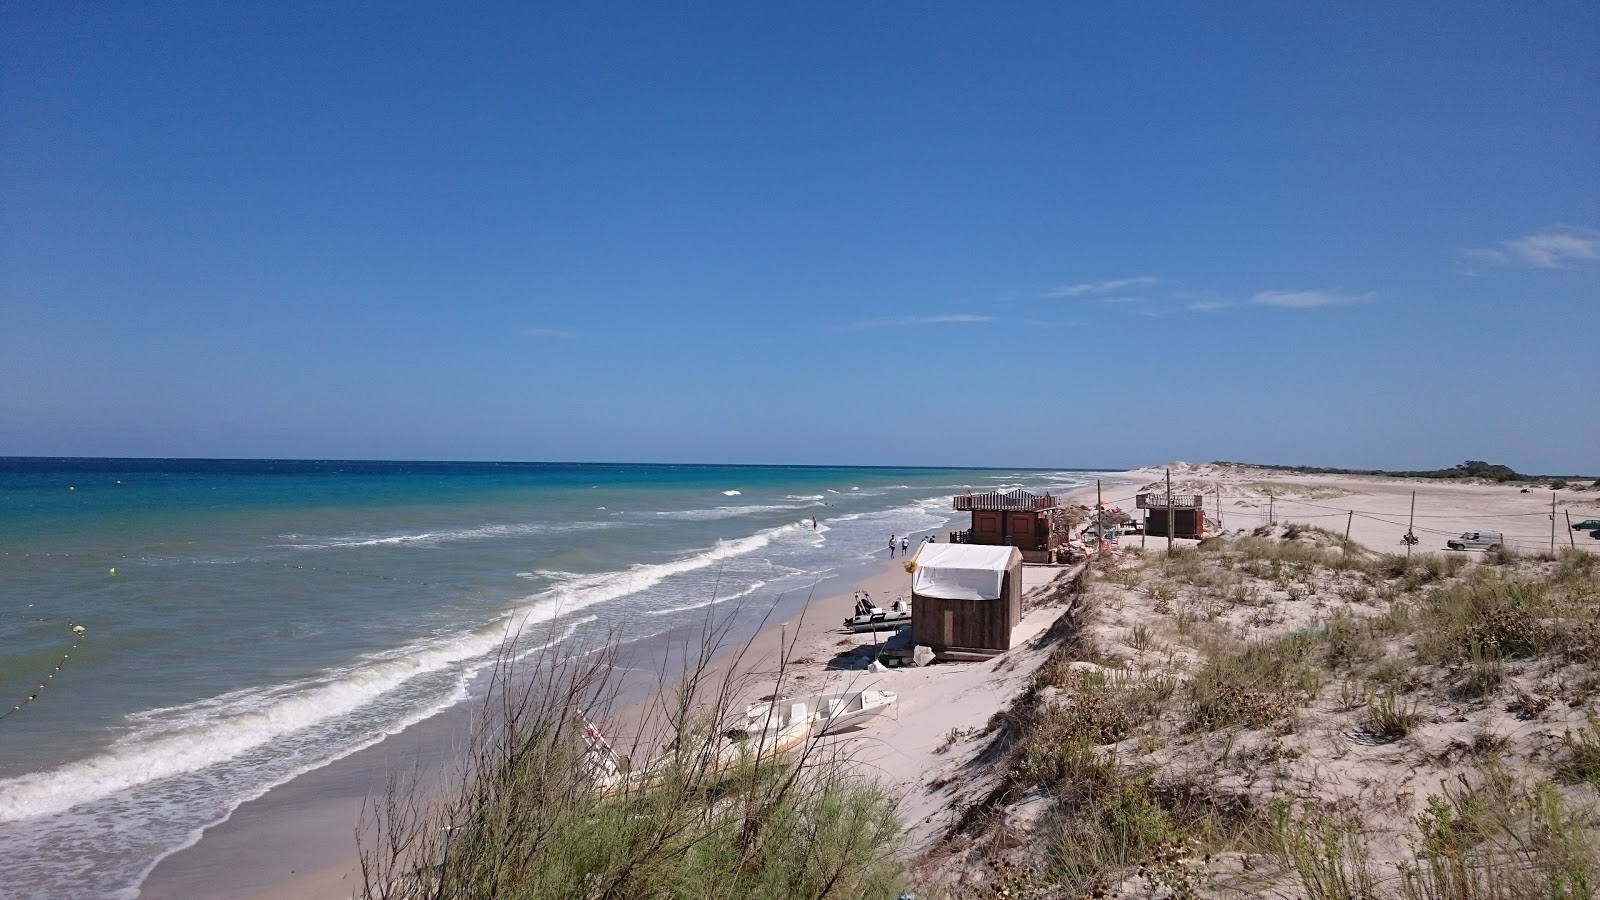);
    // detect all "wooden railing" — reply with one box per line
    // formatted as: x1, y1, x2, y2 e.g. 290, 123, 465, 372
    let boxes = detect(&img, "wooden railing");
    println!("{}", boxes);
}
1136, 493, 1205, 509
952, 490, 1059, 512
